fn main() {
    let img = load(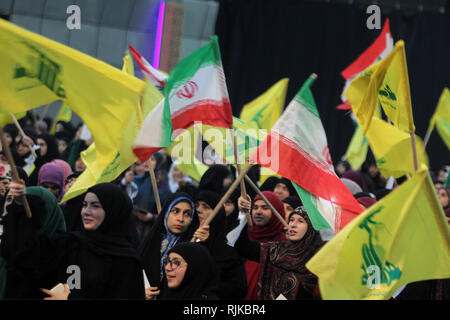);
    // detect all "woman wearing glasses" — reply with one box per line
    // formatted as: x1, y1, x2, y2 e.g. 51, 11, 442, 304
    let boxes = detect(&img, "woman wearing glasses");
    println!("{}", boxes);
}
159, 242, 219, 300
138, 192, 210, 300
